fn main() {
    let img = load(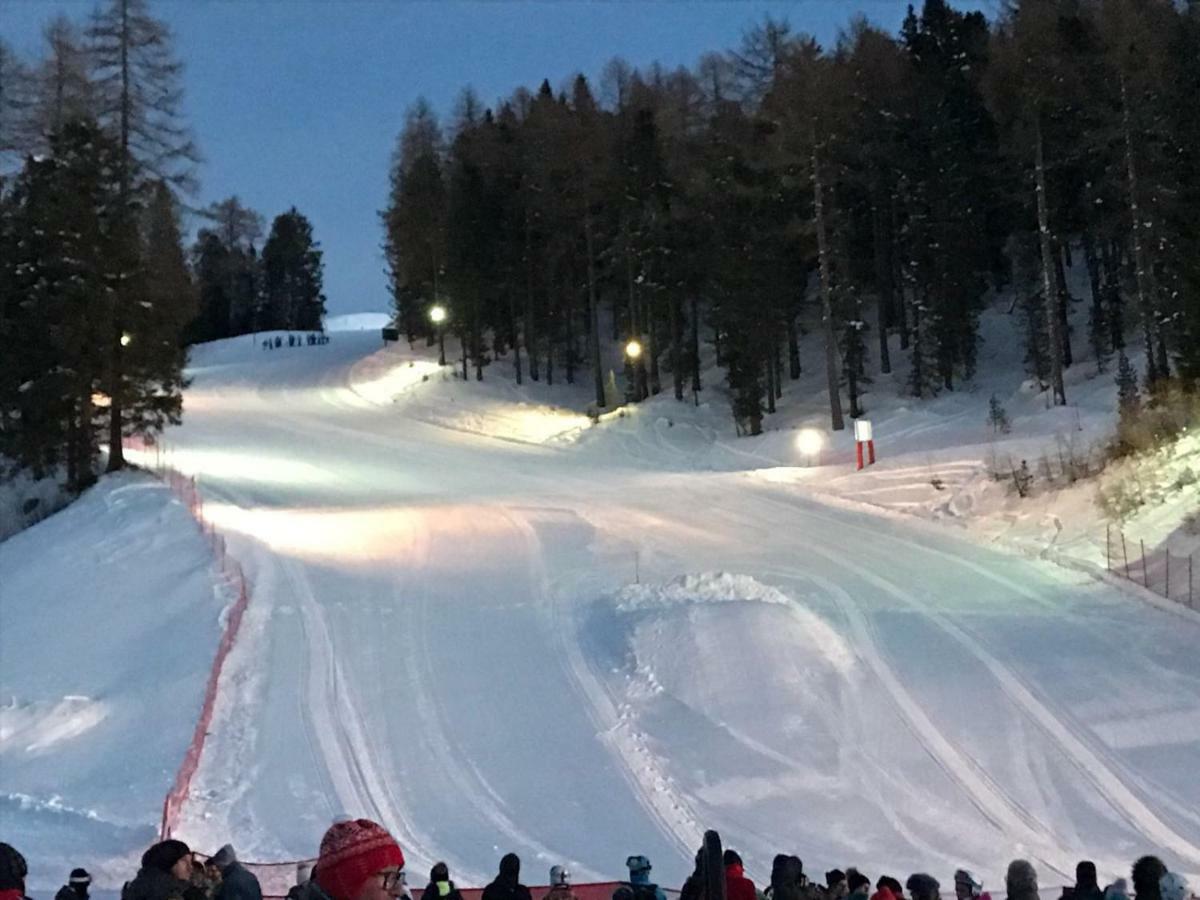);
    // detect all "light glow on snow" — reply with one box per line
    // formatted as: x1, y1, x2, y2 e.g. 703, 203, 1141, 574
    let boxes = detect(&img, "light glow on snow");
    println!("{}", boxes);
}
795, 428, 825, 460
